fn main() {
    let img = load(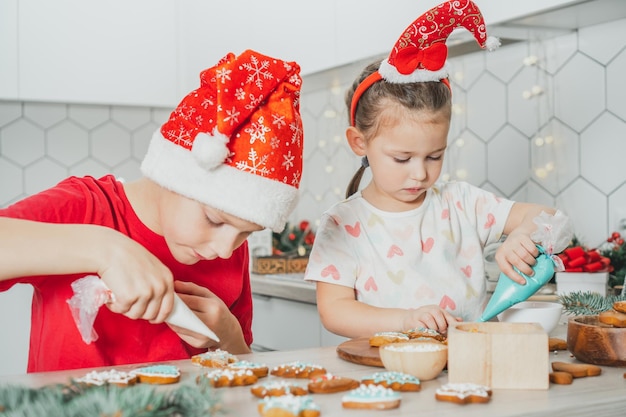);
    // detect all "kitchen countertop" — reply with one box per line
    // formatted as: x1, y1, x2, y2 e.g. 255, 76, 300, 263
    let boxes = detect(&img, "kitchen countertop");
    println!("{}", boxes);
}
250, 273, 559, 305
2, 322, 625, 417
